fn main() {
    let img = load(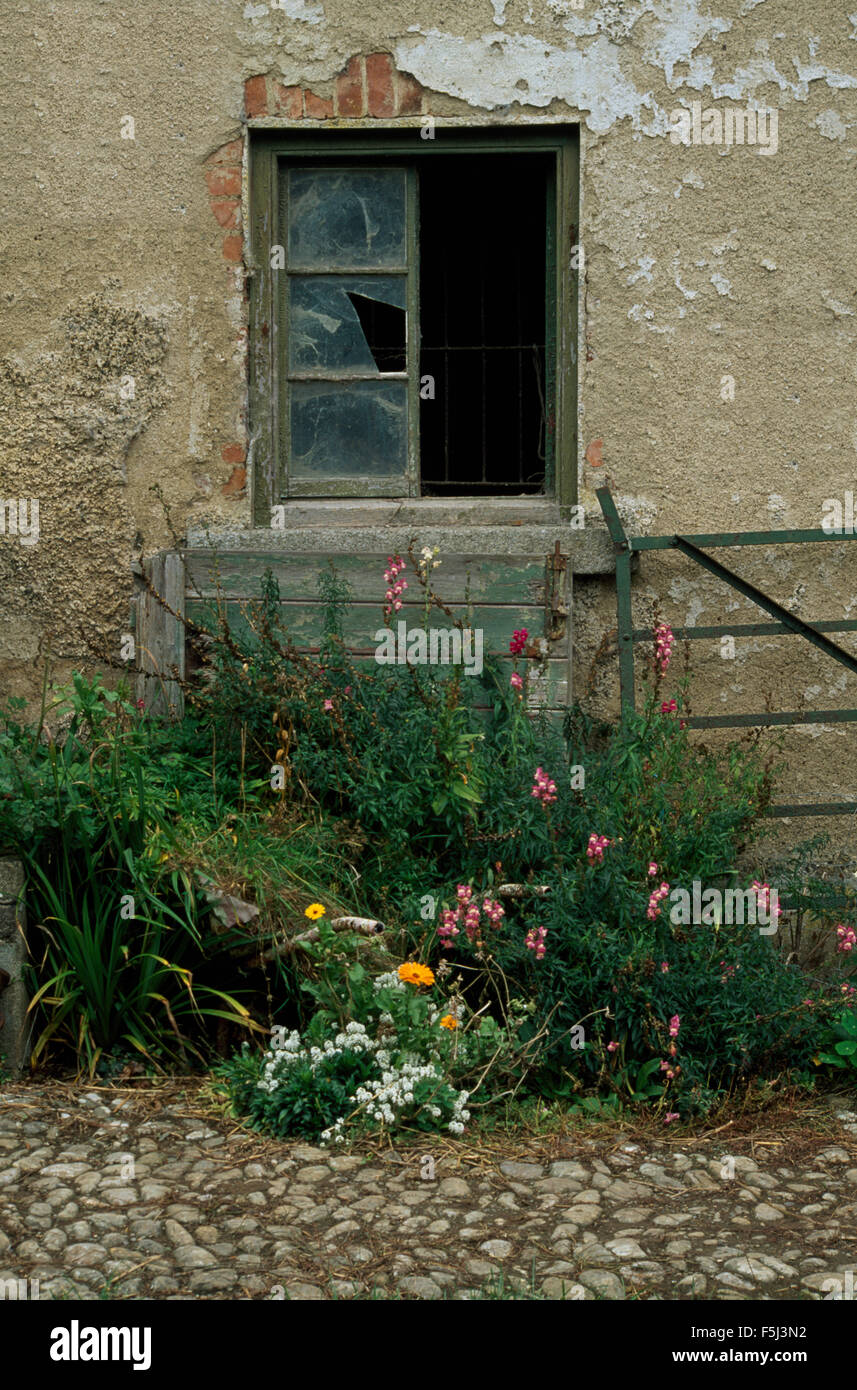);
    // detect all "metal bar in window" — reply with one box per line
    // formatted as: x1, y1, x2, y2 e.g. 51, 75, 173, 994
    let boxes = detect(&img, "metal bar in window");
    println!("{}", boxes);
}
516, 256, 523, 485
287, 372, 409, 381
288, 266, 409, 276
480, 263, 486, 486
406, 166, 420, 498
442, 237, 449, 485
